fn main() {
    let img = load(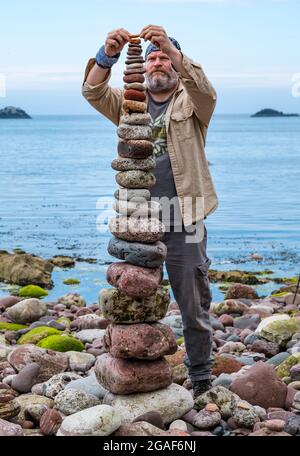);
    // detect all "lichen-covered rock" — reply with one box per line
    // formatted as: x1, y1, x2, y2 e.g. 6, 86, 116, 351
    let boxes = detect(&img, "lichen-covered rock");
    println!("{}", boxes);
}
256, 315, 298, 345
0, 251, 53, 288
103, 383, 194, 425
116, 170, 155, 189
111, 156, 155, 172
104, 323, 177, 359
57, 405, 121, 436
194, 386, 240, 419
106, 263, 163, 298
18, 285, 48, 298
109, 216, 164, 243
108, 237, 167, 268
54, 388, 100, 415
17, 326, 62, 345
37, 335, 84, 352
211, 300, 249, 316
192, 408, 222, 430
6, 298, 48, 324
95, 353, 172, 394
8, 345, 69, 382
99, 286, 170, 323
276, 353, 300, 379
57, 293, 86, 308
231, 401, 260, 429
225, 284, 258, 300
